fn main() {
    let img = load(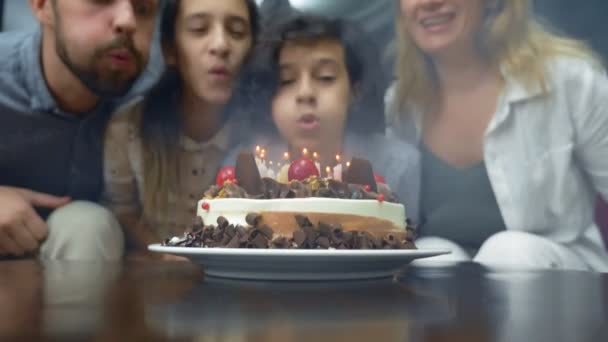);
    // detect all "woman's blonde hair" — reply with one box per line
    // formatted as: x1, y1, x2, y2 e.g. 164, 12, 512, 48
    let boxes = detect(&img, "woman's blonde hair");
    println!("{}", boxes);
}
393, 0, 602, 115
